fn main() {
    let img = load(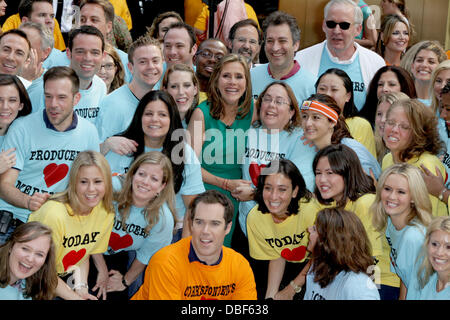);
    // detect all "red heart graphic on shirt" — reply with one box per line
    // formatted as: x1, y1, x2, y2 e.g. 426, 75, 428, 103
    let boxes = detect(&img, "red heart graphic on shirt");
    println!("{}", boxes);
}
108, 232, 133, 251
43, 163, 69, 188
62, 248, 86, 271
281, 246, 307, 261
249, 162, 267, 186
